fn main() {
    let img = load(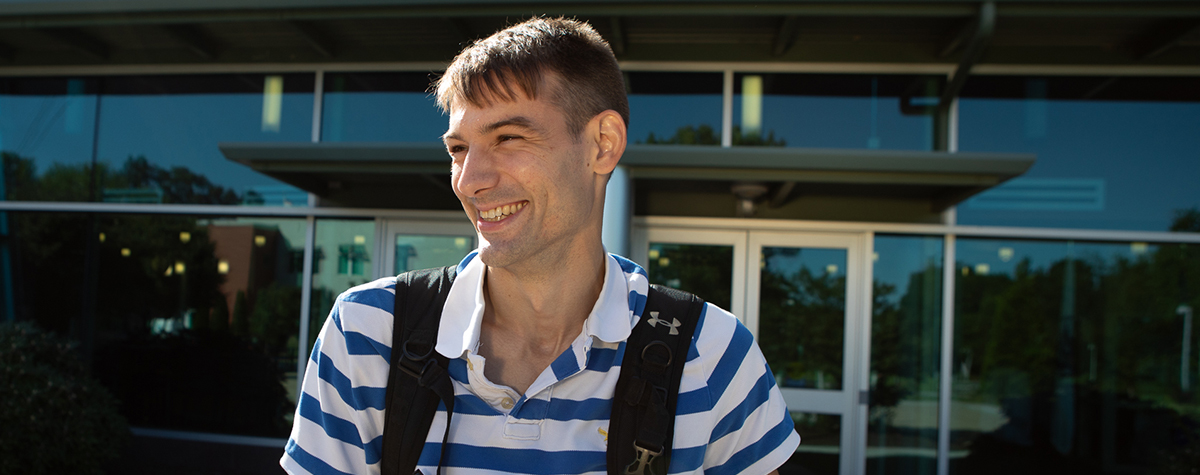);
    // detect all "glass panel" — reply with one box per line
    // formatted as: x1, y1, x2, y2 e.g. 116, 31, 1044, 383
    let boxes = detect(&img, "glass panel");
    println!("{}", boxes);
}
321, 72, 445, 143
309, 219, 377, 349
958, 76, 1200, 231
733, 73, 938, 150
869, 235, 943, 475
760, 246, 847, 390
0, 78, 100, 202
952, 237, 1200, 474
96, 74, 314, 206
394, 233, 475, 273
626, 72, 723, 146
646, 242, 734, 311
780, 412, 841, 475
2, 212, 305, 437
